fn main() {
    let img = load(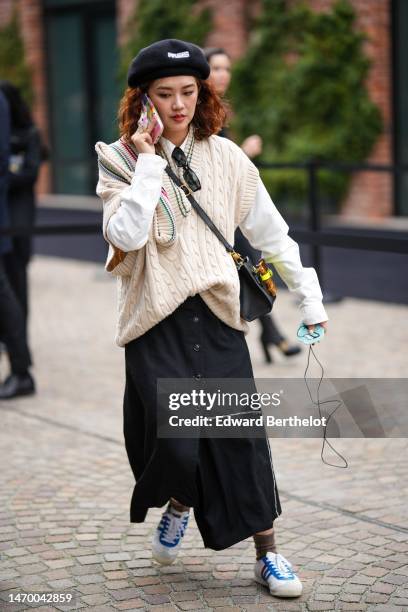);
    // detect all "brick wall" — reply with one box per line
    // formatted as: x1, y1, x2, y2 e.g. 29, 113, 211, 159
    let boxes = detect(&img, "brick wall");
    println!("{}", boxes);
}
116, 0, 138, 46
199, 0, 249, 59
117, 0, 252, 58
